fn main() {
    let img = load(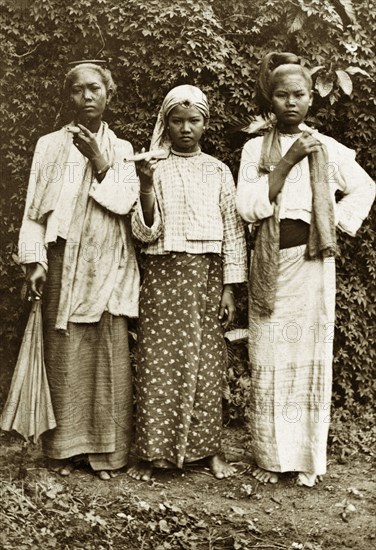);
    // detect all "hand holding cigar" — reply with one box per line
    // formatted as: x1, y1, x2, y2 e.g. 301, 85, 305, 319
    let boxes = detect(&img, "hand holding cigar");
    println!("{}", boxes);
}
124, 149, 167, 162
66, 126, 82, 135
